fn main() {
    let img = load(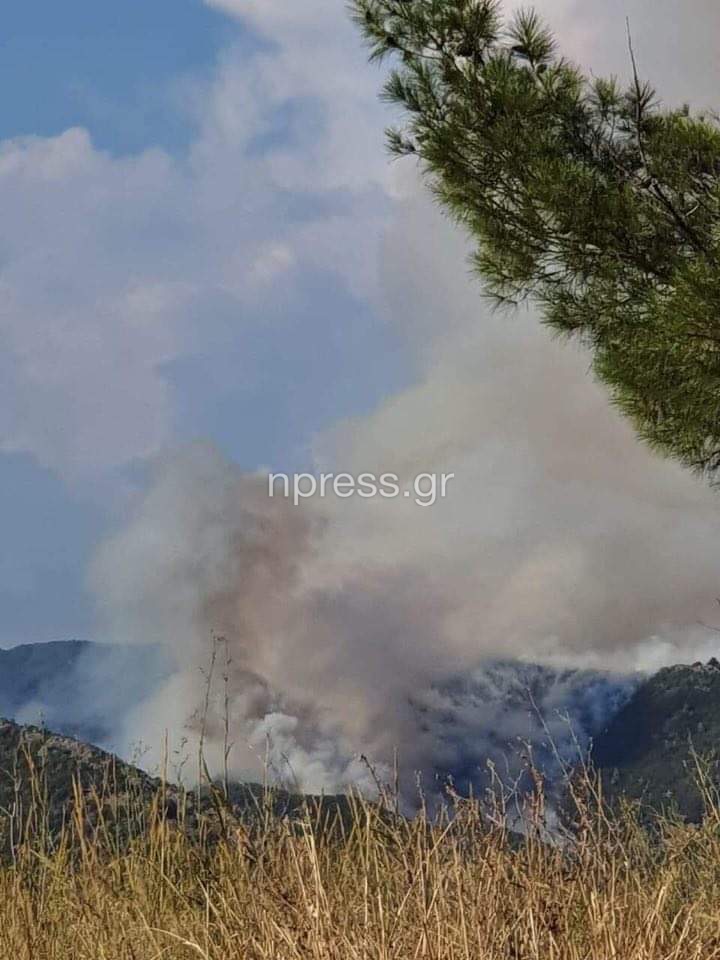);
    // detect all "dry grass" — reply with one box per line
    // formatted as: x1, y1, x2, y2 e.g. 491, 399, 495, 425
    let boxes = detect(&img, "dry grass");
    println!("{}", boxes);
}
2, 758, 720, 960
